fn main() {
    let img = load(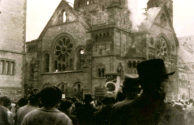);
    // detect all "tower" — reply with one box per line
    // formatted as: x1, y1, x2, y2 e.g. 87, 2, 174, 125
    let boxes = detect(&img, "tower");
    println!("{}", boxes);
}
0, 0, 26, 100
